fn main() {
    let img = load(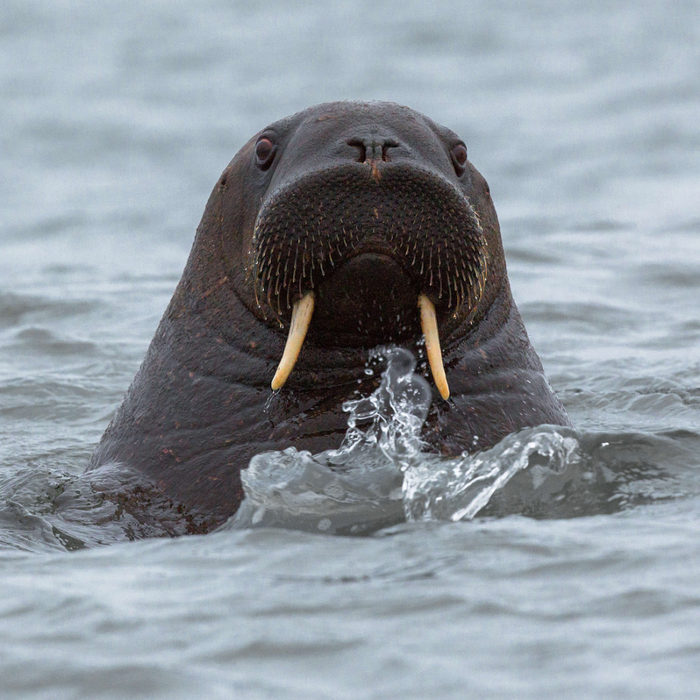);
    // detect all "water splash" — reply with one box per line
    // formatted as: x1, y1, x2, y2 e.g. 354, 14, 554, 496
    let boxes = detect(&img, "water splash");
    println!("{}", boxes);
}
402, 428, 580, 522
224, 347, 690, 535
227, 348, 430, 534
329, 346, 431, 471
